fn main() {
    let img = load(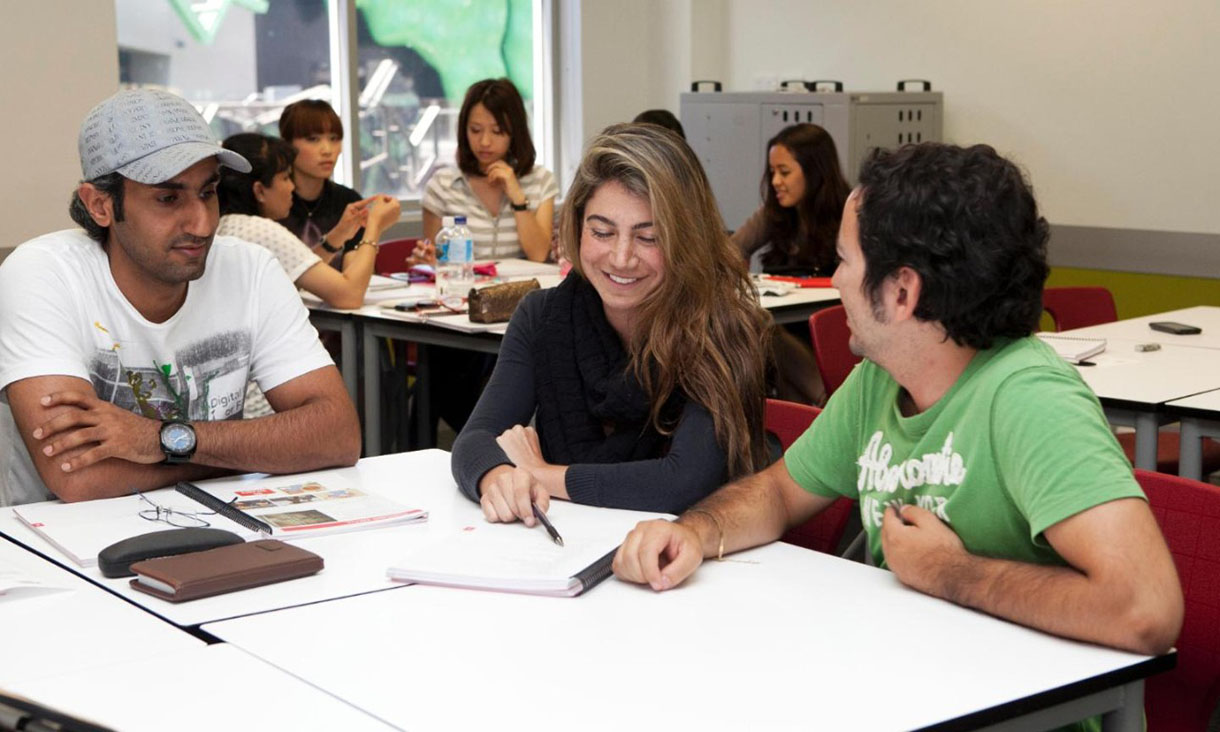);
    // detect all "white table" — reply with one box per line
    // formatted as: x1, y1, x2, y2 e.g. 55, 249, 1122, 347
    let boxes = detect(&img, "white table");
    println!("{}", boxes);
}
205, 540, 1166, 732
0, 451, 462, 628
1166, 388, 1220, 481
1061, 306, 1220, 350
0, 536, 202, 686
1071, 343, 1220, 469
4, 644, 396, 732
